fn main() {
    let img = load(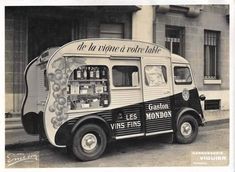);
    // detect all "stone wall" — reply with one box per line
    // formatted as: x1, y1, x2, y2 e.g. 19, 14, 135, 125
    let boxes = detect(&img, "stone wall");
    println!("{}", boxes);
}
5, 7, 133, 113
155, 5, 229, 91
5, 9, 27, 112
